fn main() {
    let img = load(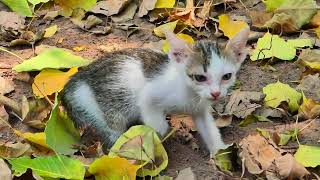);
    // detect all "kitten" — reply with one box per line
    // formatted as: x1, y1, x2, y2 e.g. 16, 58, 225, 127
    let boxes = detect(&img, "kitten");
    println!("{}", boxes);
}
61, 28, 249, 156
